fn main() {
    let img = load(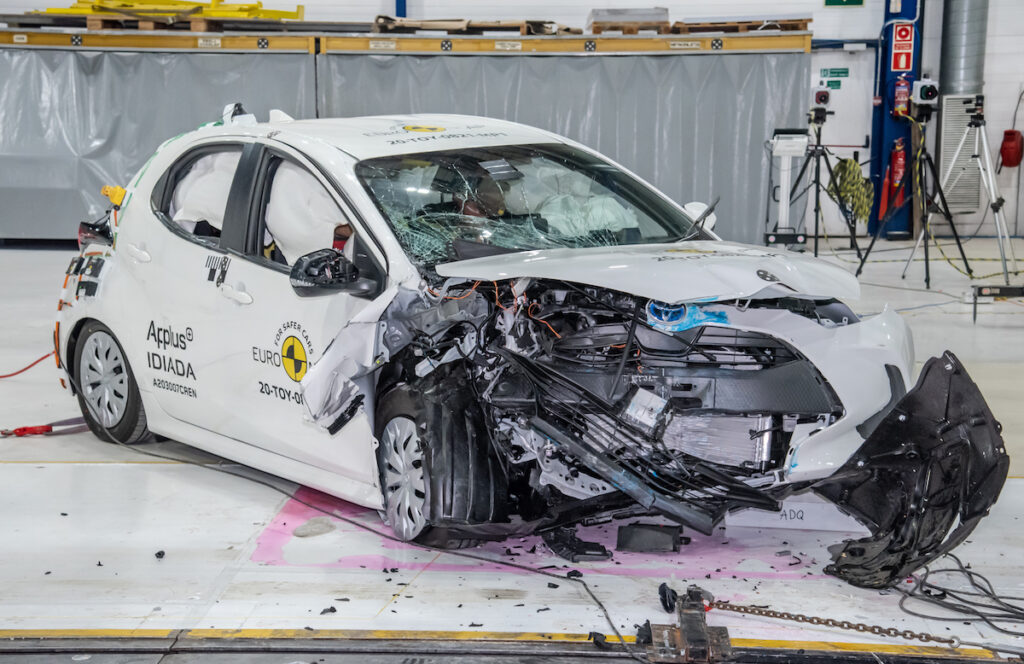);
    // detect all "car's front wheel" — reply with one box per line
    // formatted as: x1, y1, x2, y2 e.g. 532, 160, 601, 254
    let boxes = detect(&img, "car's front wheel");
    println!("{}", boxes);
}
374, 374, 507, 548
74, 320, 150, 444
